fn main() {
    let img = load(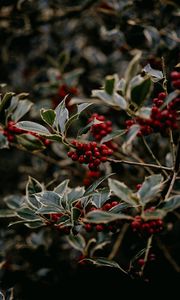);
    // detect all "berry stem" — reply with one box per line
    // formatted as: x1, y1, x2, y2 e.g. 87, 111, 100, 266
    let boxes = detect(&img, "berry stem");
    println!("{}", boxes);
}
141, 136, 168, 177
108, 158, 172, 172
139, 235, 153, 277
